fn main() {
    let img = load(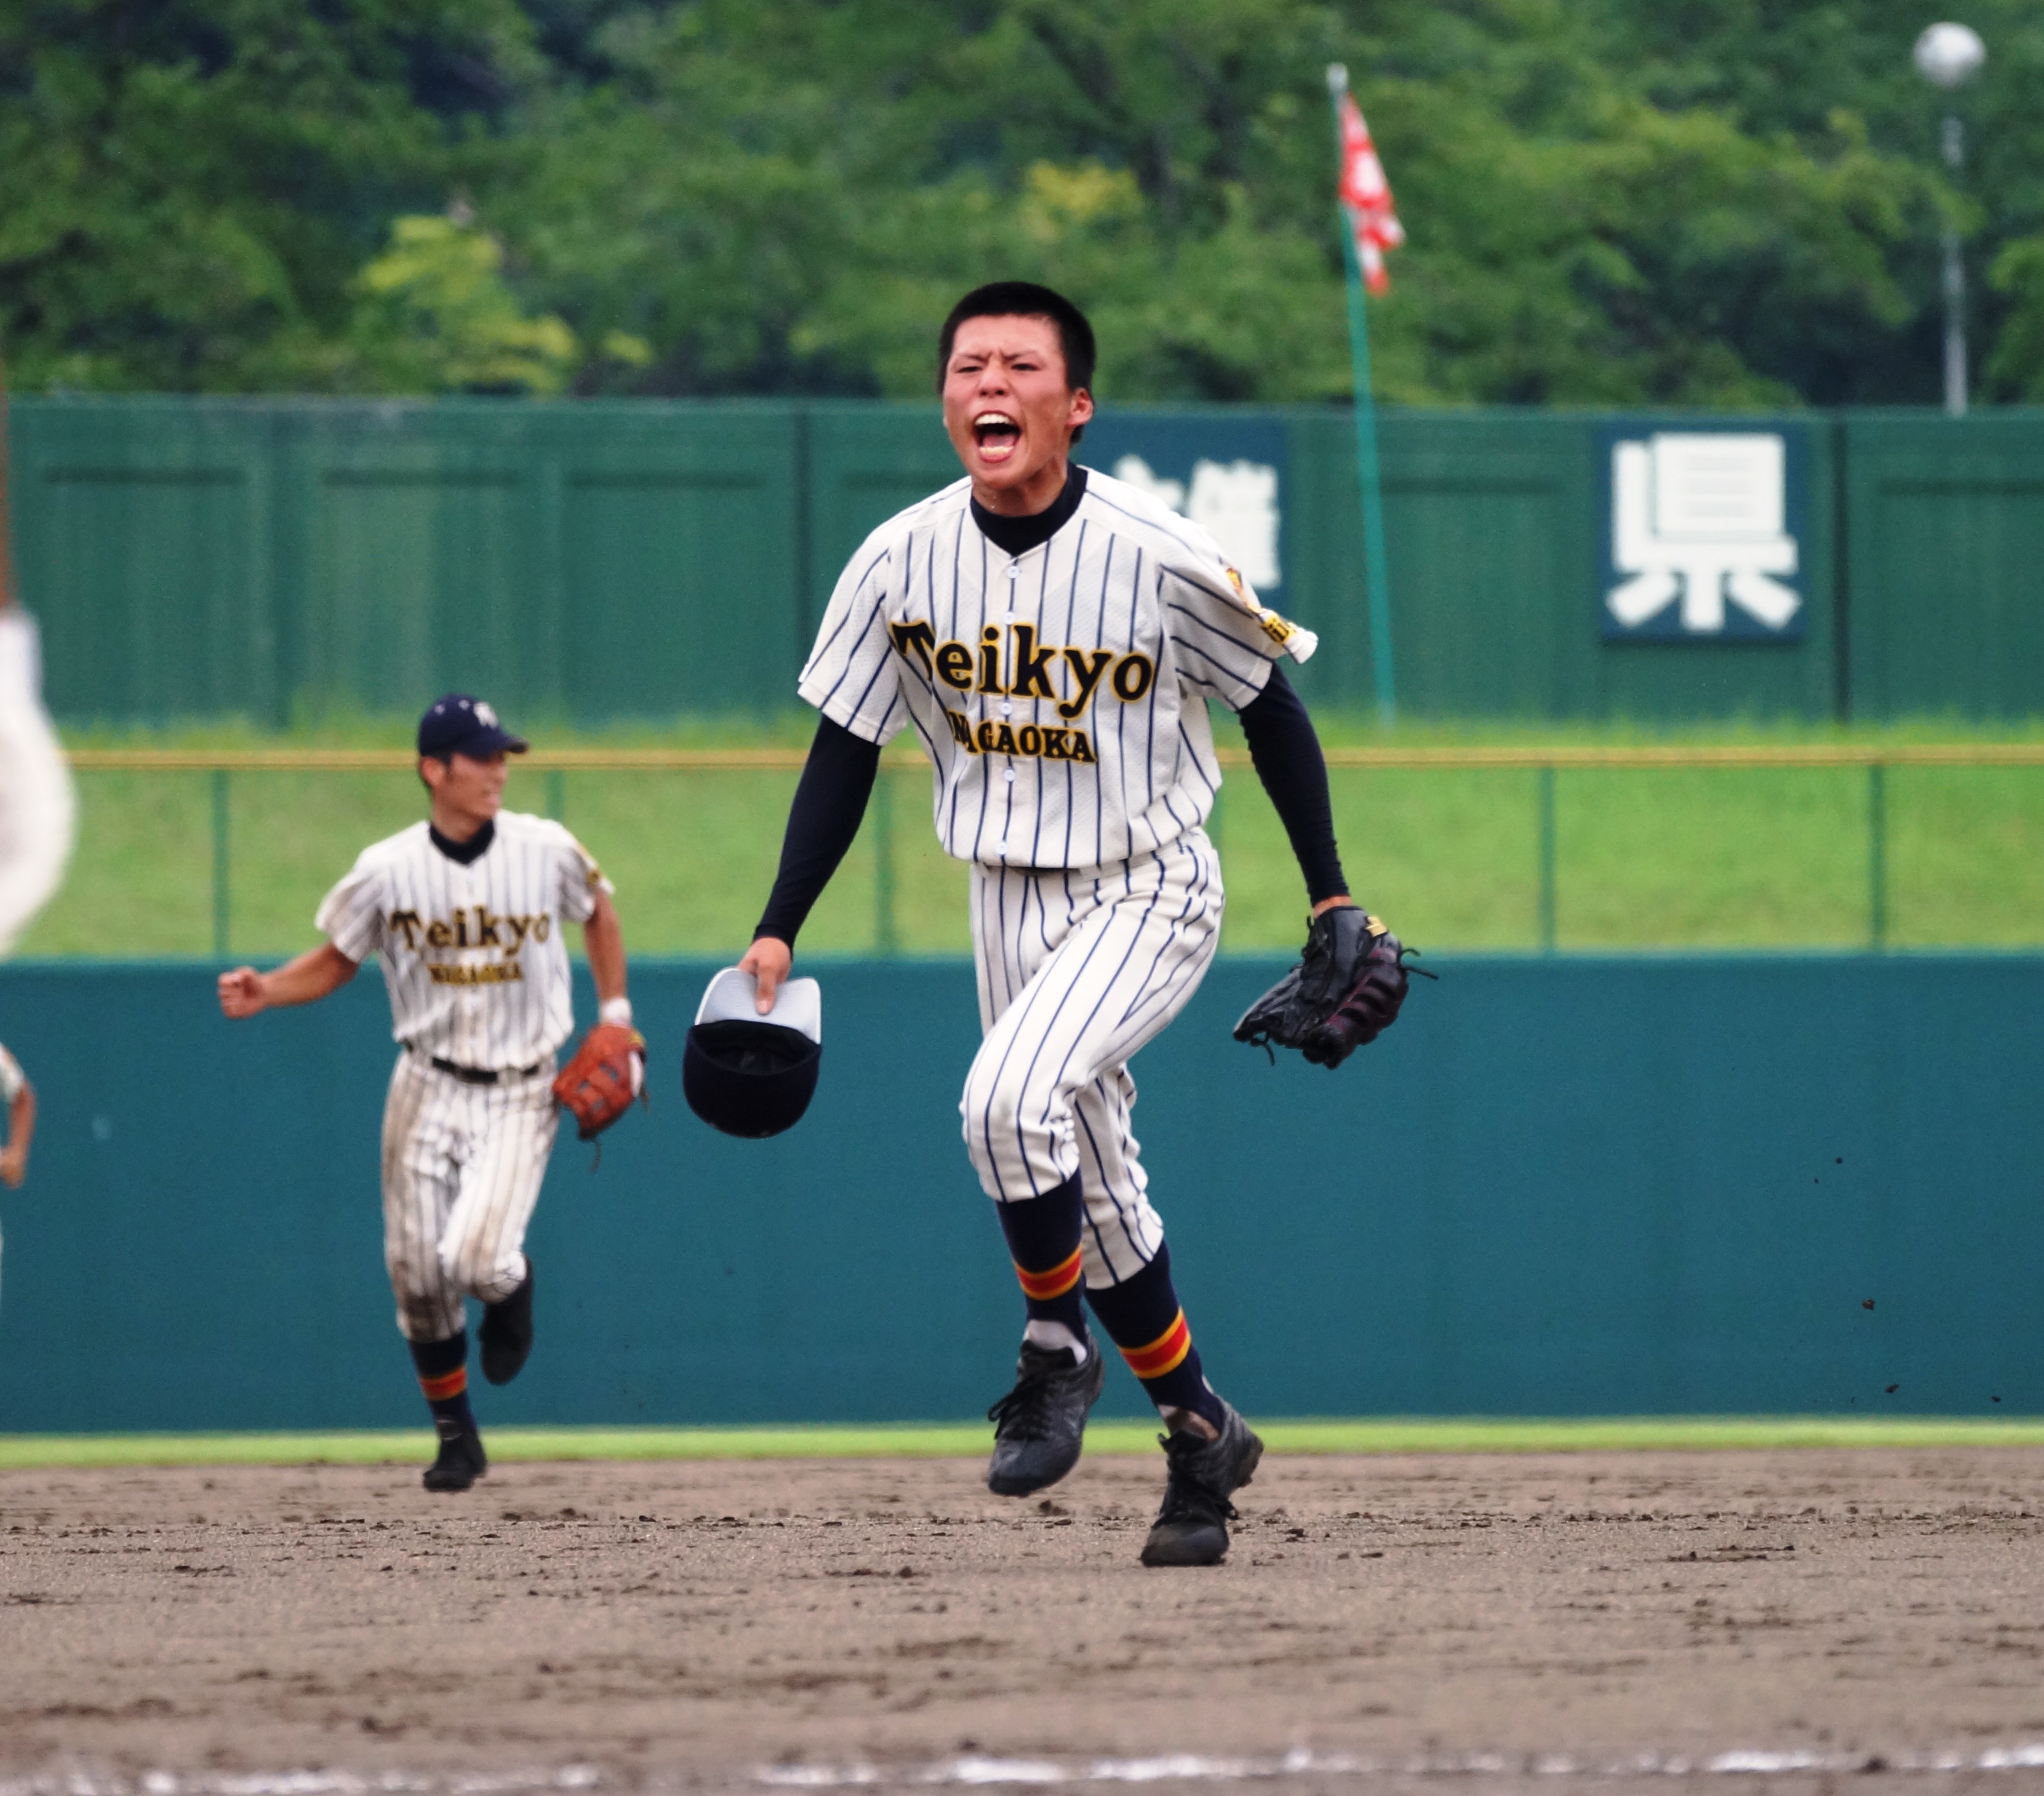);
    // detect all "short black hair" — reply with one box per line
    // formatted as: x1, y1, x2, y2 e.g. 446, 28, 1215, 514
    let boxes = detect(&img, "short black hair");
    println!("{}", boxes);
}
936, 282, 1096, 399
